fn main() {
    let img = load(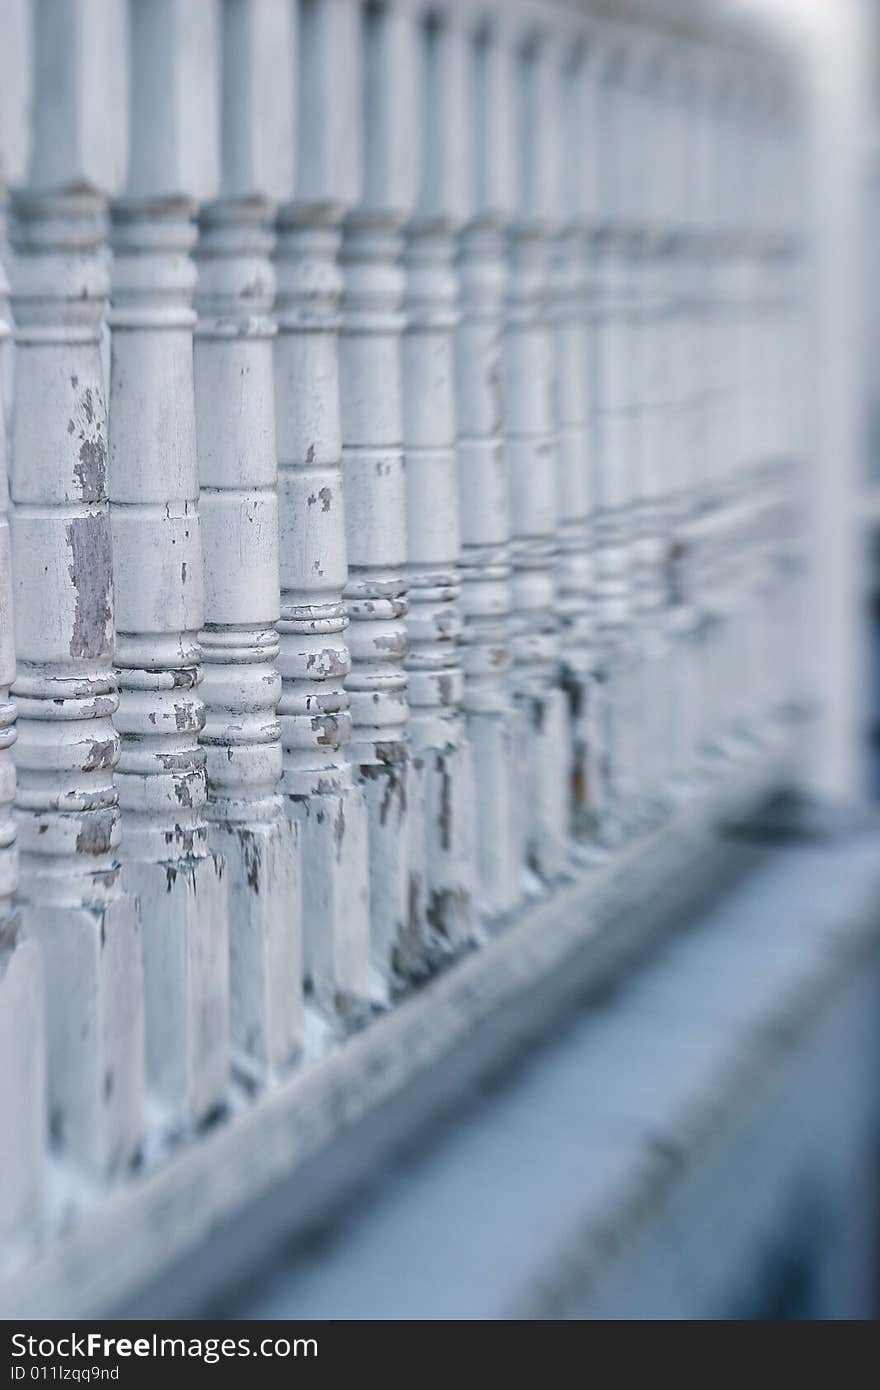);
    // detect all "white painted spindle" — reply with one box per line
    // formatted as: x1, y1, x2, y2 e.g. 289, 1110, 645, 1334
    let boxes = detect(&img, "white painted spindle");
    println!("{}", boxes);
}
684, 50, 720, 776
697, 59, 731, 765
552, 33, 598, 836
9, 0, 143, 1175
757, 74, 805, 730
735, 72, 770, 743
631, 49, 676, 814
713, 69, 752, 755
194, 0, 301, 1080
402, 10, 476, 956
505, 28, 569, 879
666, 55, 704, 794
454, 22, 521, 916
592, 40, 637, 834
339, 0, 420, 982
274, 0, 373, 1017
772, 85, 809, 725
109, 0, 228, 1130
0, 5, 45, 1227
